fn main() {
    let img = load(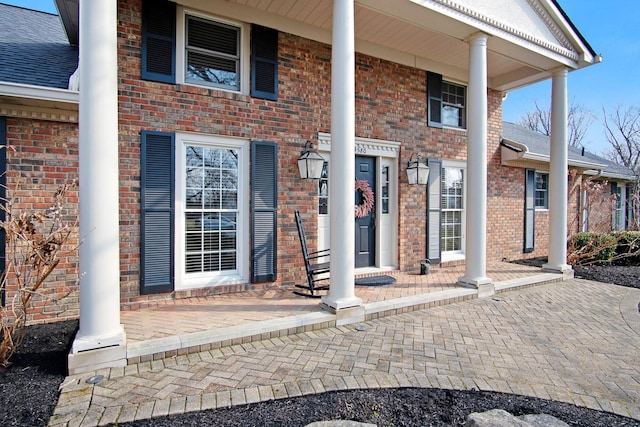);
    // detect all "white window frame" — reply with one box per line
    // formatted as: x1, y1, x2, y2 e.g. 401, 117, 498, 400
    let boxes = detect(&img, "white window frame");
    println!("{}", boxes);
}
534, 172, 549, 210
176, 7, 251, 95
441, 80, 466, 129
441, 160, 466, 262
175, 132, 250, 290
612, 182, 626, 231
